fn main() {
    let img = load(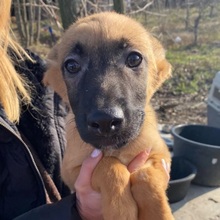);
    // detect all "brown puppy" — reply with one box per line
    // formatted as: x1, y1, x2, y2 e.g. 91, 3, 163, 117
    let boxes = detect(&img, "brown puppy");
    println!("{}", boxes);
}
44, 12, 174, 220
